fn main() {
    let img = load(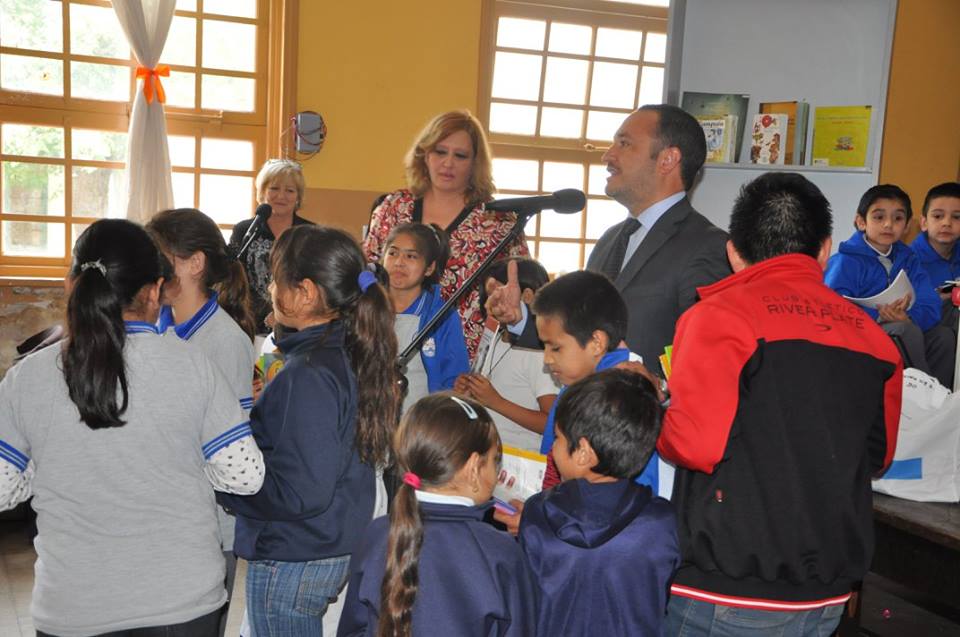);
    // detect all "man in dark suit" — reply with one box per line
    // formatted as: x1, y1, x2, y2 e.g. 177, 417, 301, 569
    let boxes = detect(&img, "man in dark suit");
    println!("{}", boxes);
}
488, 105, 729, 371
586, 104, 730, 369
